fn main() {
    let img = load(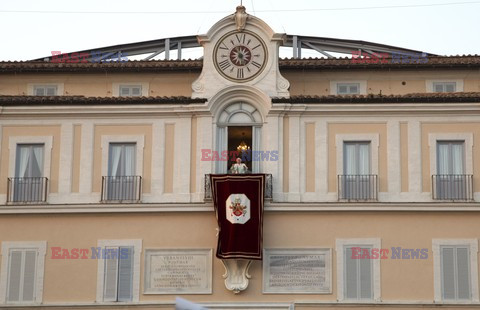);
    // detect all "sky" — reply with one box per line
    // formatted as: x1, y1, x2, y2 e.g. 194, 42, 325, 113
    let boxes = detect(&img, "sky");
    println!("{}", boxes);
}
0, 0, 479, 61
